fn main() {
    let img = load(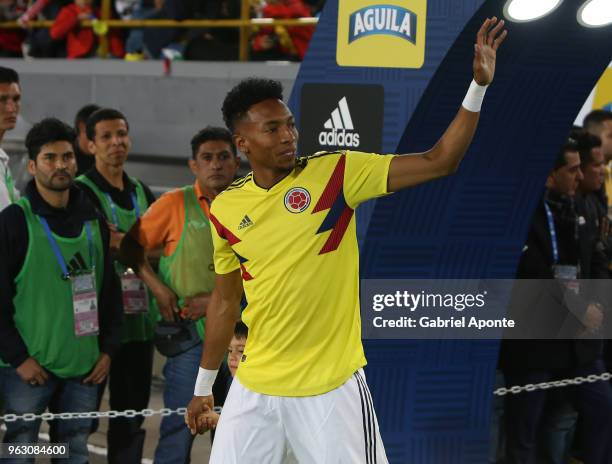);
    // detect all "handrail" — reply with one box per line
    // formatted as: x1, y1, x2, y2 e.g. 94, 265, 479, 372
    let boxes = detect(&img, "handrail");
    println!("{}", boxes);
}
0, 18, 319, 29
